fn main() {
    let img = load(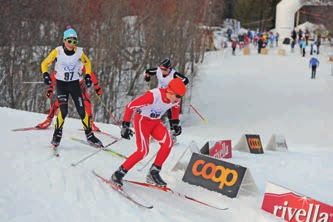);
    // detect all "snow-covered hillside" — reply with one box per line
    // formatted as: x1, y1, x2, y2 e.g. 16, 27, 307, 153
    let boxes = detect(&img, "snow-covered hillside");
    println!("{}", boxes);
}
2, 42, 333, 221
